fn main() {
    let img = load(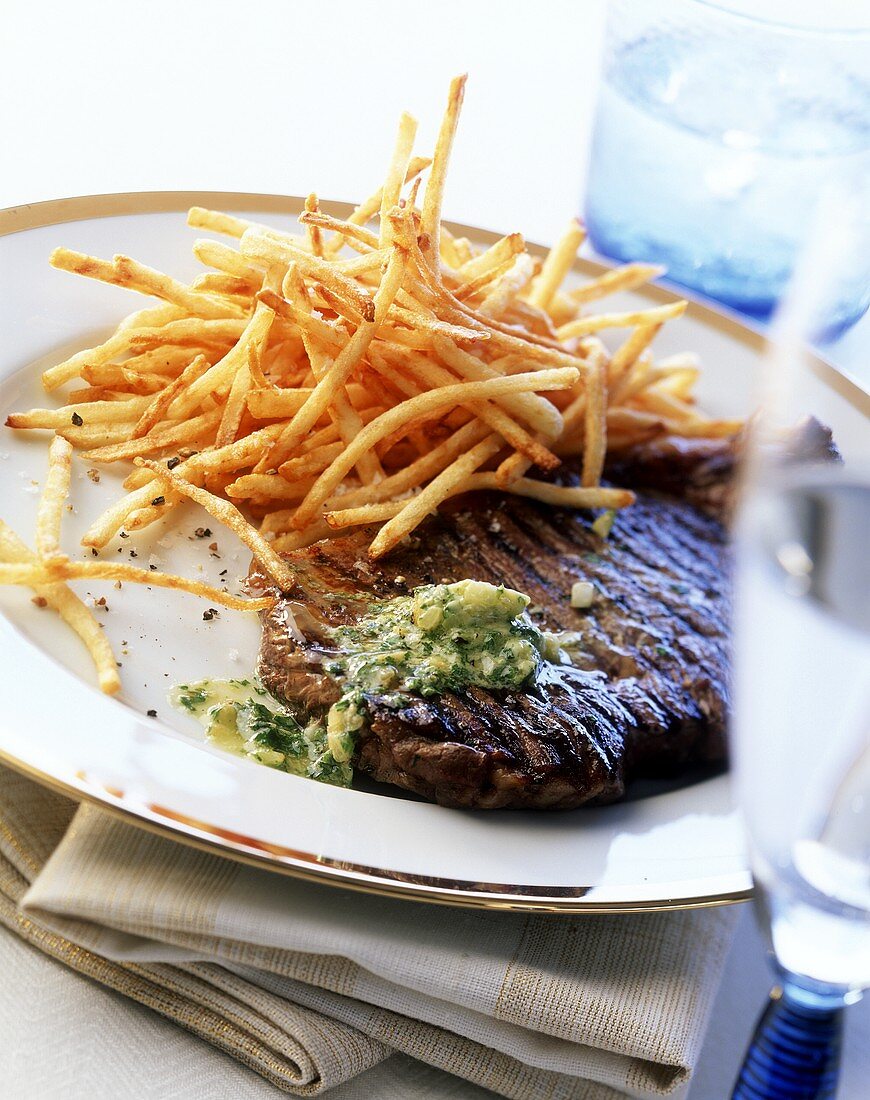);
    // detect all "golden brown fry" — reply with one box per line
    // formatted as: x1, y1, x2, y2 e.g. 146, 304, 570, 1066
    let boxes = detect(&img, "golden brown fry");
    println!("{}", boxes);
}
38, 555, 275, 612
570, 262, 666, 306
49, 248, 244, 320
7, 396, 152, 431
191, 273, 259, 298
35, 436, 73, 559
304, 193, 324, 257
131, 354, 210, 438
609, 322, 664, 384
214, 302, 275, 448
557, 300, 686, 340
135, 459, 295, 590
527, 218, 586, 313
0, 520, 121, 695
582, 352, 607, 488
81, 409, 221, 463
368, 434, 503, 558
327, 475, 635, 529
40, 305, 184, 391
421, 74, 466, 265
457, 233, 525, 283
187, 207, 259, 238
126, 318, 247, 353
170, 305, 276, 421
225, 474, 316, 501
57, 423, 140, 448
380, 111, 418, 248
279, 264, 383, 485
192, 238, 265, 281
